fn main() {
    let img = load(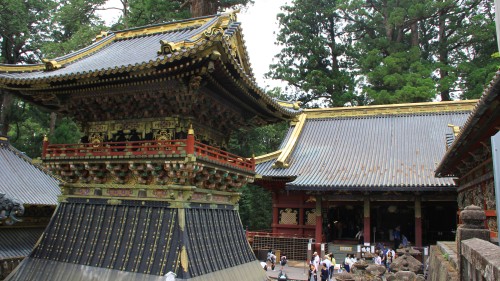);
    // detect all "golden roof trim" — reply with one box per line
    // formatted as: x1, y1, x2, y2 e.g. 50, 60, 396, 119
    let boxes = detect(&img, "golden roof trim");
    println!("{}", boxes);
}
0, 14, 232, 74
273, 113, 307, 168
305, 100, 478, 119
277, 101, 301, 110
0, 35, 115, 73
254, 150, 282, 165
